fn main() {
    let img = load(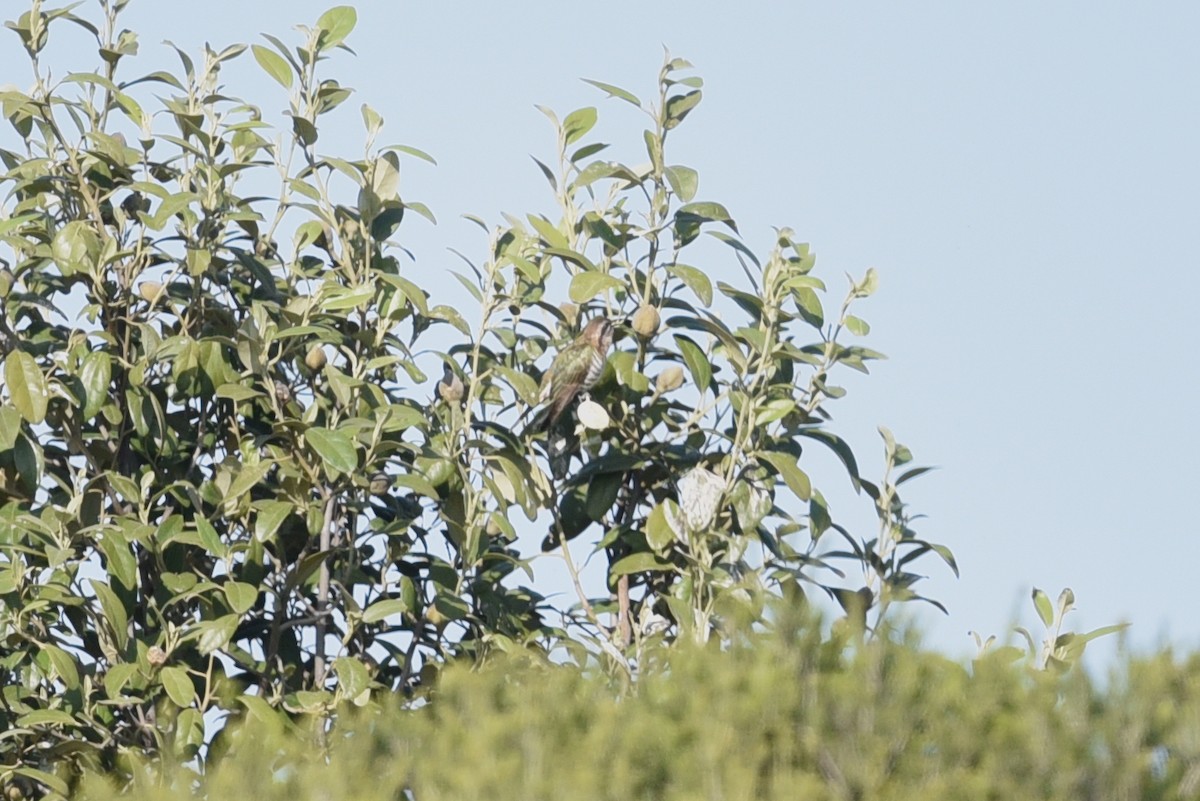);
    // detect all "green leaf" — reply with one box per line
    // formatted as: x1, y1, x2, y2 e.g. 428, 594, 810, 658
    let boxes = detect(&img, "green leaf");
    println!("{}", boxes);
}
393, 473, 439, 499
643, 129, 662, 175
13, 767, 69, 797
333, 656, 369, 700
646, 501, 678, 552
43, 644, 80, 691
665, 165, 699, 202
103, 663, 138, 699
665, 90, 702, 129
99, 531, 137, 590
196, 517, 225, 558
253, 500, 294, 543
793, 287, 824, 328
432, 592, 470, 621
854, 267, 879, 298
495, 365, 540, 407
216, 383, 263, 402
568, 272, 623, 303
224, 461, 272, 504
563, 106, 597, 145
16, 710, 77, 728
4, 350, 48, 424
1032, 588, 1054, 627
384, 143, 438, 165
251, 44, 292, 89
755, 398, 795, 426
224, 581, 258, 614
586, 471, 623, 522
321, 282, 375, 311
673, 335, 711, 395
545, 246, 598, 273
730, 481, 771, 534
13, 434, 42, 503
677, 201, 736, 229
51, 220, 100, 276
758, 451, 812, 501
706, 232, 761, 270
570, 142, 609, 163
527, 214, 568, 249
534, 156, 560, 188
362, 597, 409, 624
290, 113, 318, 146
196, 614, 239, 655
160, 666, 196, 706
844, 315, 870, 336
581, 78, 641, 107
315, 6, 357, 48
610, 350, 649, 393
0, 406, 21, 450
896, 465, 935, 486
1078, 623, 1129, 644
371, 151, 401, 200
306, 427, 358, 476
89, 579, 128, 650
79, 350, 112, 420
610, 552, 675, 577
797, 429, 861, 490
